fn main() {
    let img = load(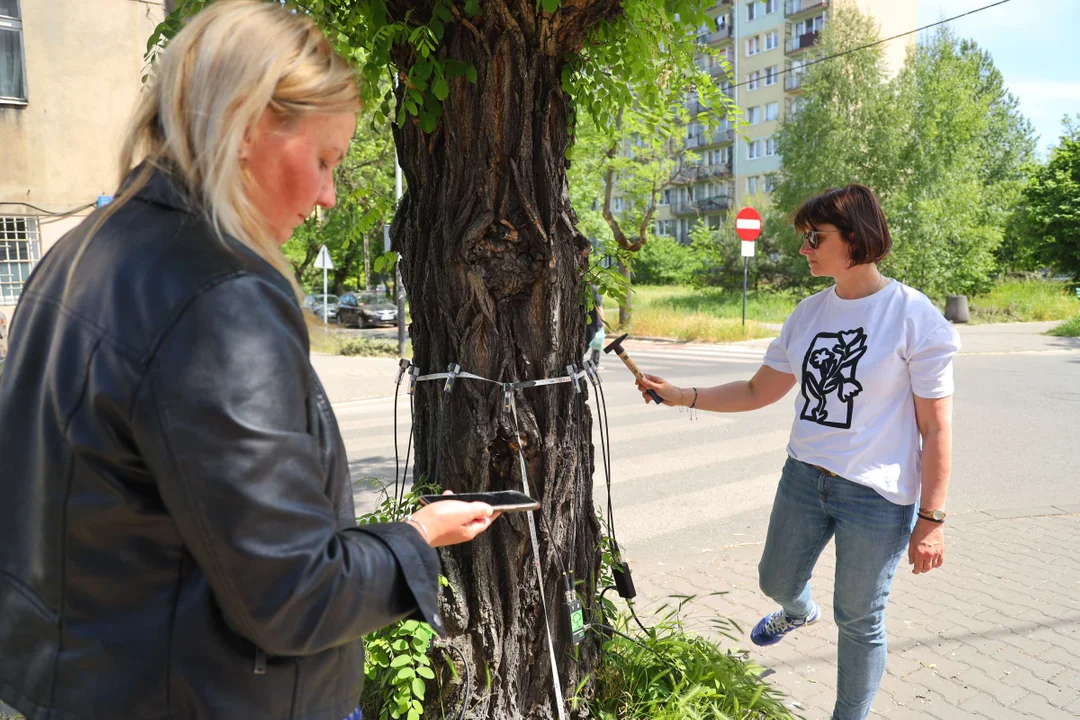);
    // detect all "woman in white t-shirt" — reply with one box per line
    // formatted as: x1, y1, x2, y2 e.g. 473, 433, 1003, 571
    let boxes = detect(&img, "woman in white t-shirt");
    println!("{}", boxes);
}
636, 184, 960, 720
